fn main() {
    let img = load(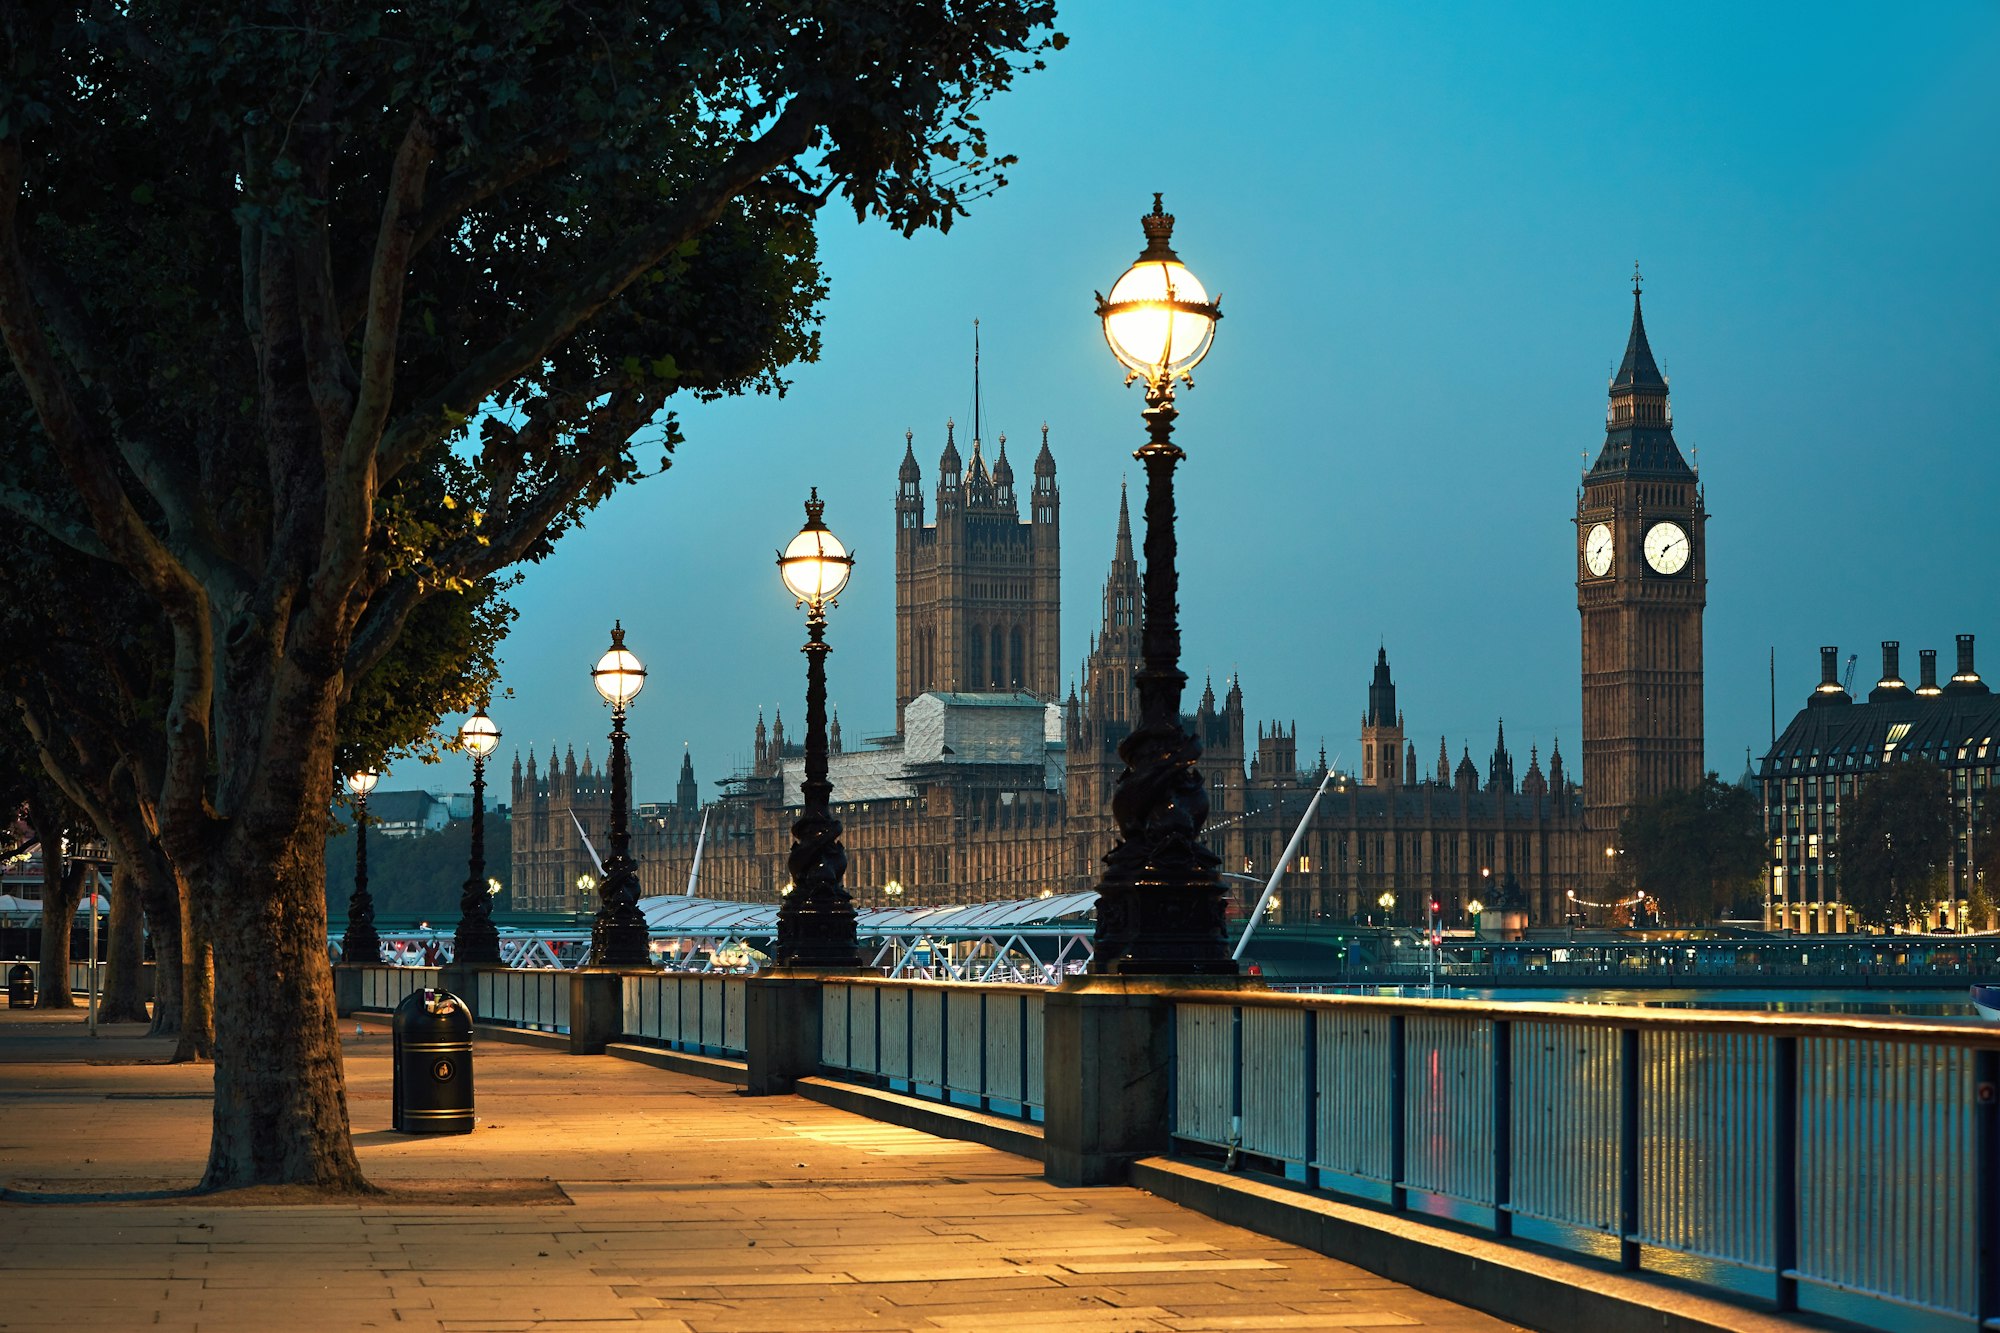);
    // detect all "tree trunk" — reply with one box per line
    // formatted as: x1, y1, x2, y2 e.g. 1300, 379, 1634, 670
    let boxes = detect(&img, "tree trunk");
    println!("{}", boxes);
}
34, 849, 82, 1009
199, 801, 365, 1191
177, 878, 215, 1063
99, 862, 150, 1023
139, 849, 184, 1038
